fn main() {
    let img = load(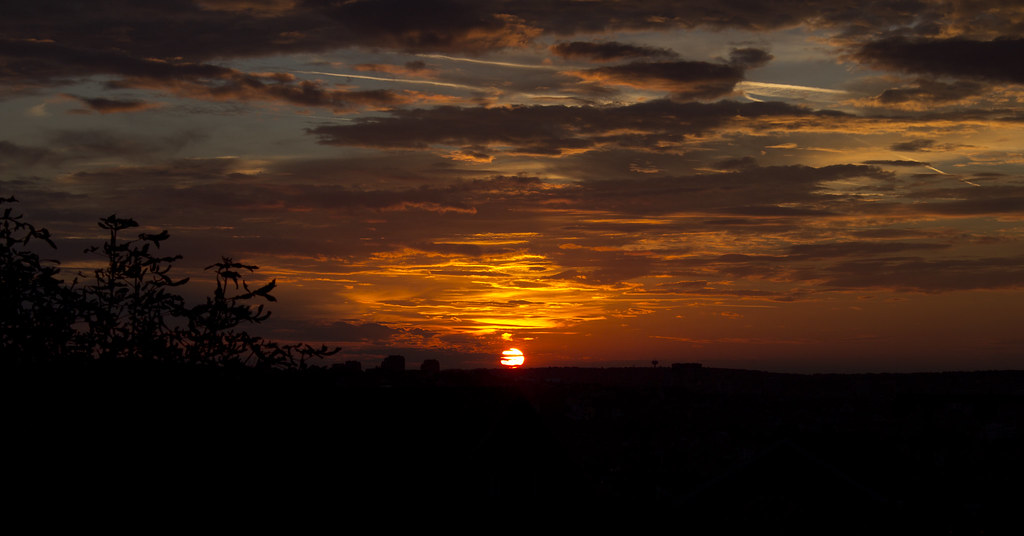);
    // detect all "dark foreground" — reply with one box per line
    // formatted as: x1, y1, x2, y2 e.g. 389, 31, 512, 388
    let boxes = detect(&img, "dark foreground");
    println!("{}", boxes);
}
7, 360, 1024, 532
